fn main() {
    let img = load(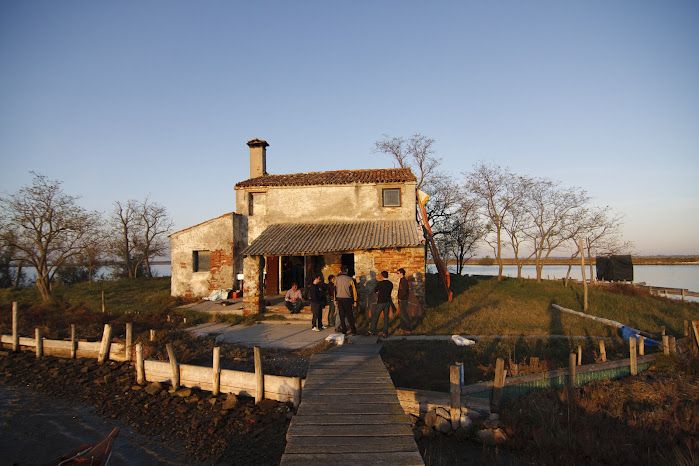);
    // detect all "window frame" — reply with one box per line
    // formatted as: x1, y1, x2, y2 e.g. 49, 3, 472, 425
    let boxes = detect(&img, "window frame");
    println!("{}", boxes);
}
381, 188, 402, 207
192, 250, 211, 273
